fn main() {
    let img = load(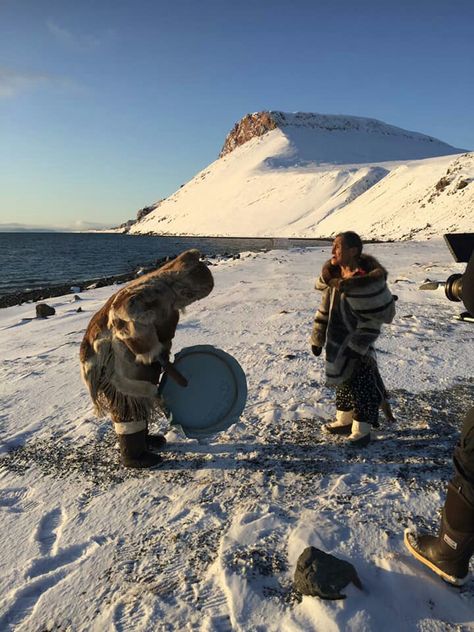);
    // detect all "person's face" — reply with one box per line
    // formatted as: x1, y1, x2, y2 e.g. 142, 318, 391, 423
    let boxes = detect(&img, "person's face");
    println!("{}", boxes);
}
331, 236, 358, 267
331, 236, 348, 266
